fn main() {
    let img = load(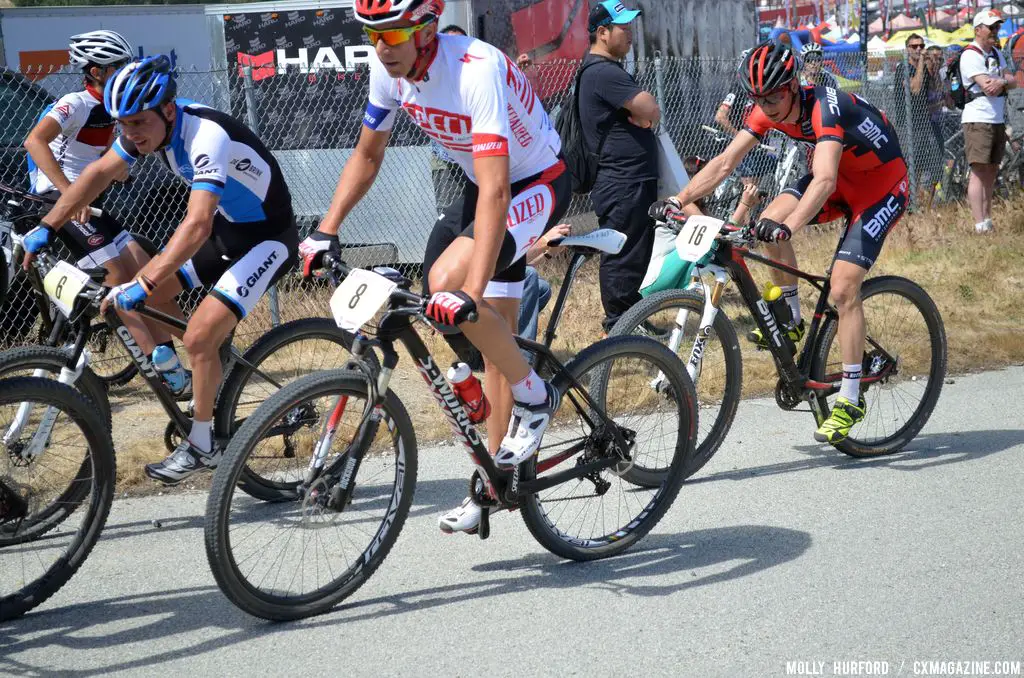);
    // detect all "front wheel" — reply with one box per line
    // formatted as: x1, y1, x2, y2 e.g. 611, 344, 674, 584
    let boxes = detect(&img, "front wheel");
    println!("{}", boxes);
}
519, 336, 697, 561
206, 369, 417, 621
609, 288, 742, 482
810, 275, 947, 457
1, 377, 115, 621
